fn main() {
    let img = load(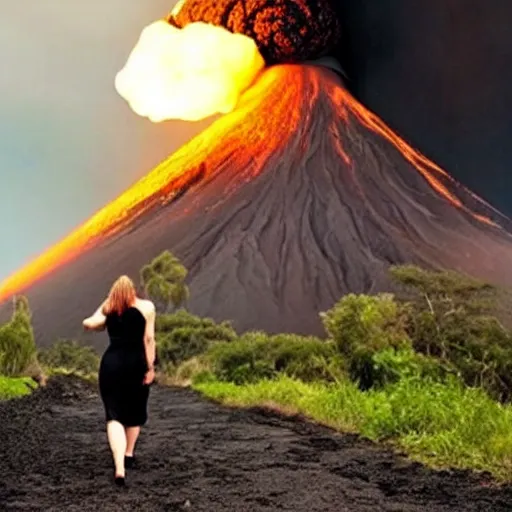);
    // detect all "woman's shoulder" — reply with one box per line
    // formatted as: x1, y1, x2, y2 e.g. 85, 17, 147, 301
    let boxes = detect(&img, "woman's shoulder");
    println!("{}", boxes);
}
133, 298, 155, 316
